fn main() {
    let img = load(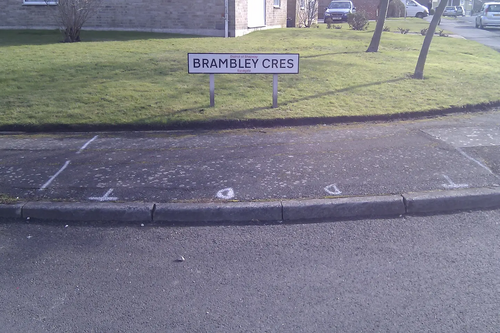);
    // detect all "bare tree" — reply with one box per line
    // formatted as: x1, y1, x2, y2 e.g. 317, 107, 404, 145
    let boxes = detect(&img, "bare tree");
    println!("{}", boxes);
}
366, 0, 390, 52
413, 0, 447, 79
298, 0, 318, 27
45, 0, 102, 42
